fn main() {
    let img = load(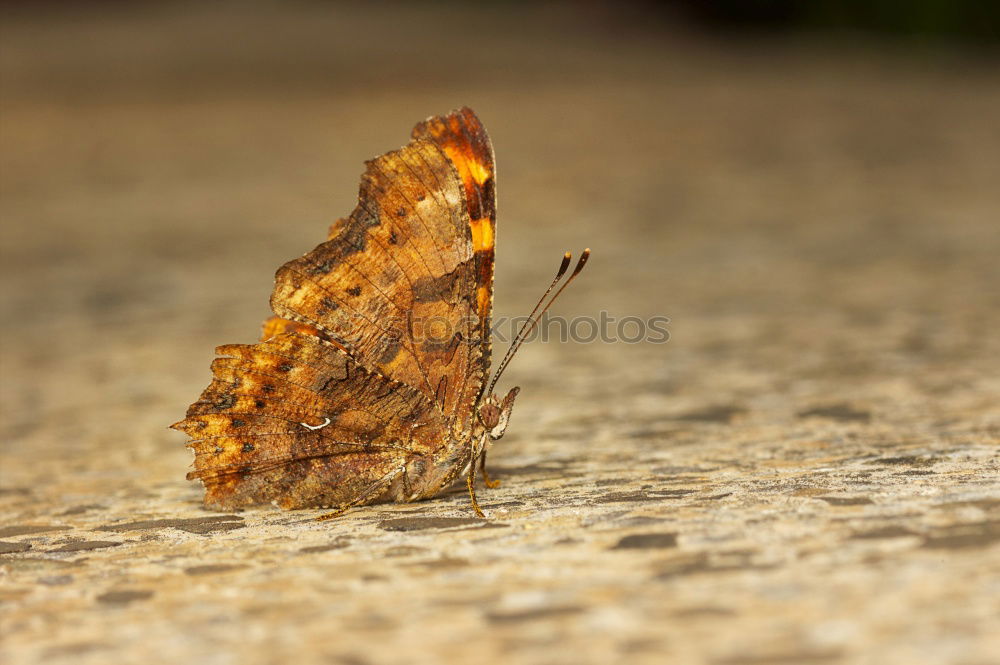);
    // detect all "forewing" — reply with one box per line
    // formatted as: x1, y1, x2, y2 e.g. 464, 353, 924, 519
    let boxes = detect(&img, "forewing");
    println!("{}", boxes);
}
171, 332, 446, 510
269, 122, 492, 429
